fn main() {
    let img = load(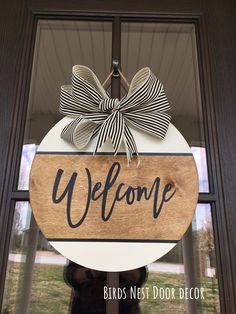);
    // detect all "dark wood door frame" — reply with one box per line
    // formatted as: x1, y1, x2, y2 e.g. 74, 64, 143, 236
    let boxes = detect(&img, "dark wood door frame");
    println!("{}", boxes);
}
0, 1, 236, 312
